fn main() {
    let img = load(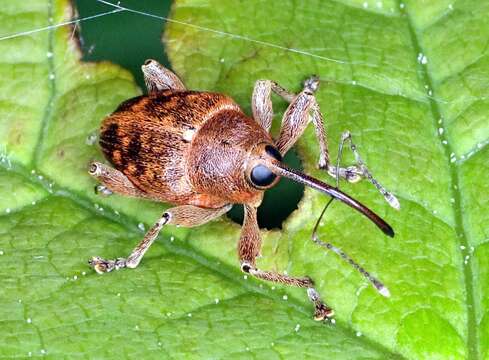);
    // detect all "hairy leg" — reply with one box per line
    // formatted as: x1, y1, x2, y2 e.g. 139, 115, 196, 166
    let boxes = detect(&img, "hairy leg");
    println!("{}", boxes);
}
89, 204, 231, 273
267, 78, 397, 208
141, 59, 186, 93
329, 131, 400, 209
89, 162, 144, 198
263, 77, 330, 169
251, 79, 296, 132
238, 204, 333, 320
